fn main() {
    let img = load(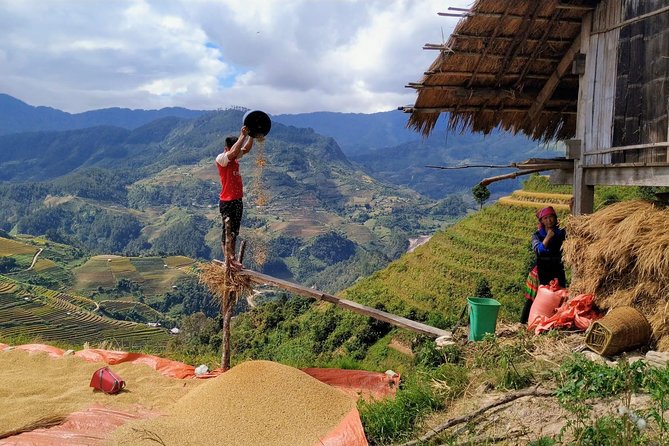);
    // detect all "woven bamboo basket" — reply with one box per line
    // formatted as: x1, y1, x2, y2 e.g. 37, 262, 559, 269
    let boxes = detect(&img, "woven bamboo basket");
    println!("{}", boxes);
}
585, 306, 651, 356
